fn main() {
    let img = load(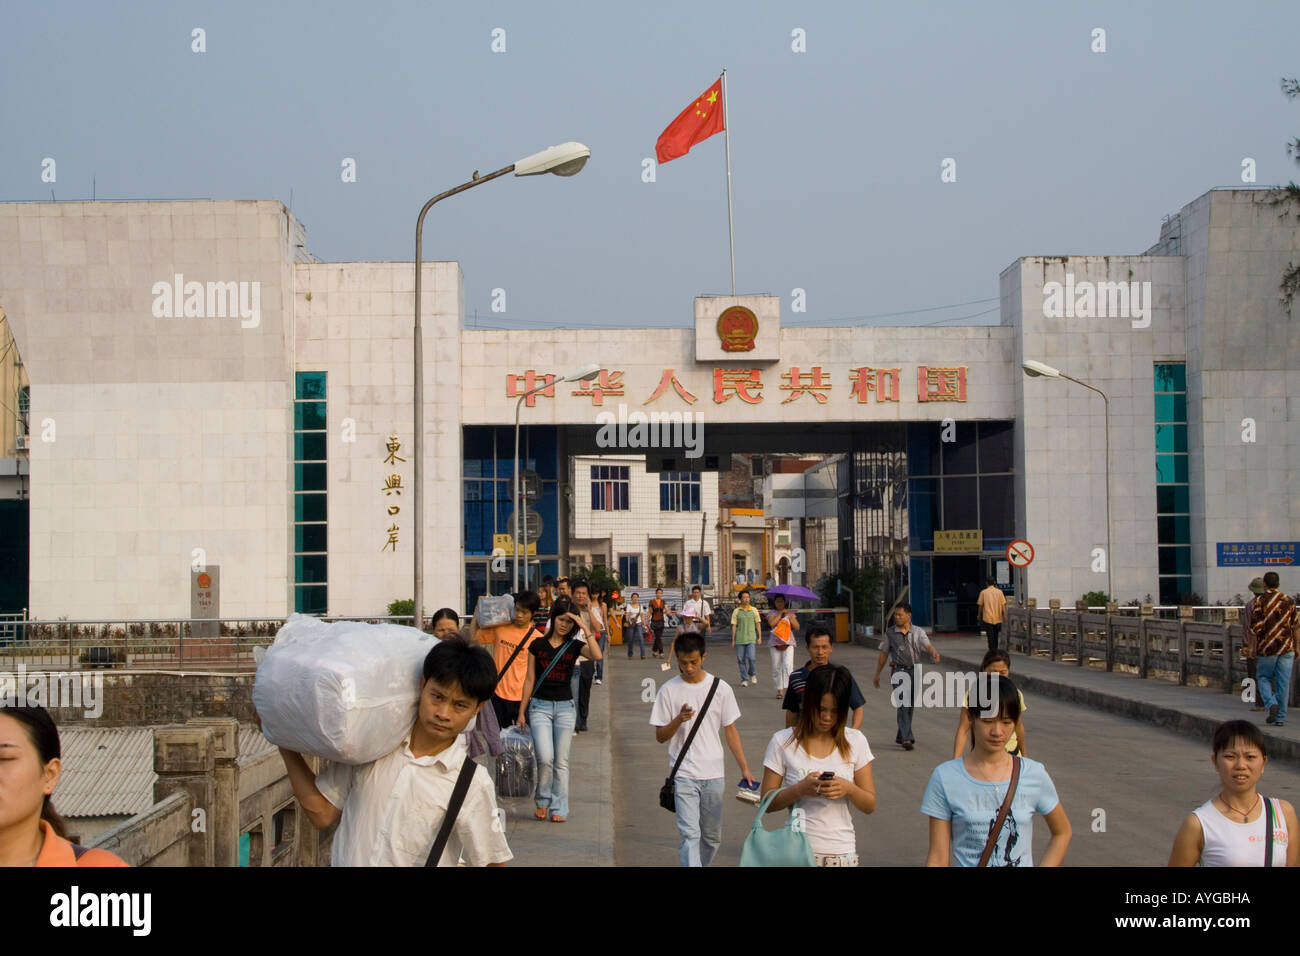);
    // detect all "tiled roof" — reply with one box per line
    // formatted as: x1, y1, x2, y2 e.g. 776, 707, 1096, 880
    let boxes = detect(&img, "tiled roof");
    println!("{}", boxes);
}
54, 726, 276, 819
